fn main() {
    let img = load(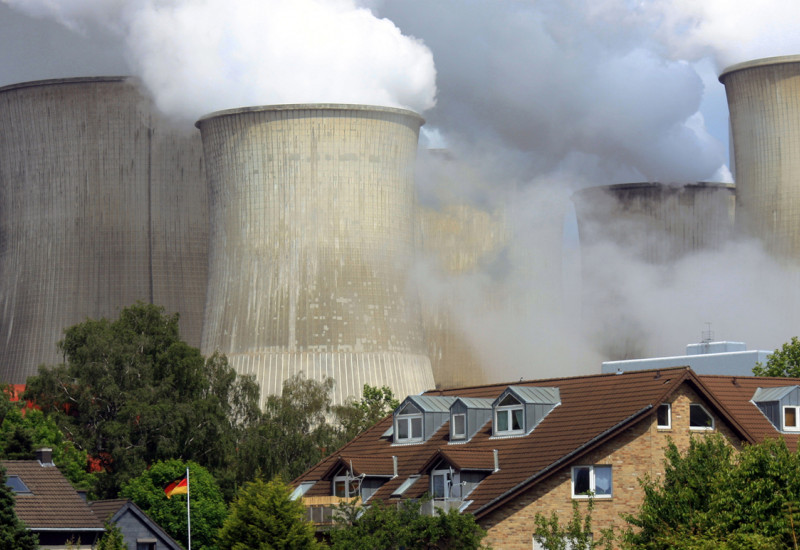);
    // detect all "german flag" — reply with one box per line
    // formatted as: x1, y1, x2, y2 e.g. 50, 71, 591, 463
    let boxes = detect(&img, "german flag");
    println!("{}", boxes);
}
164, 476, 188, 499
